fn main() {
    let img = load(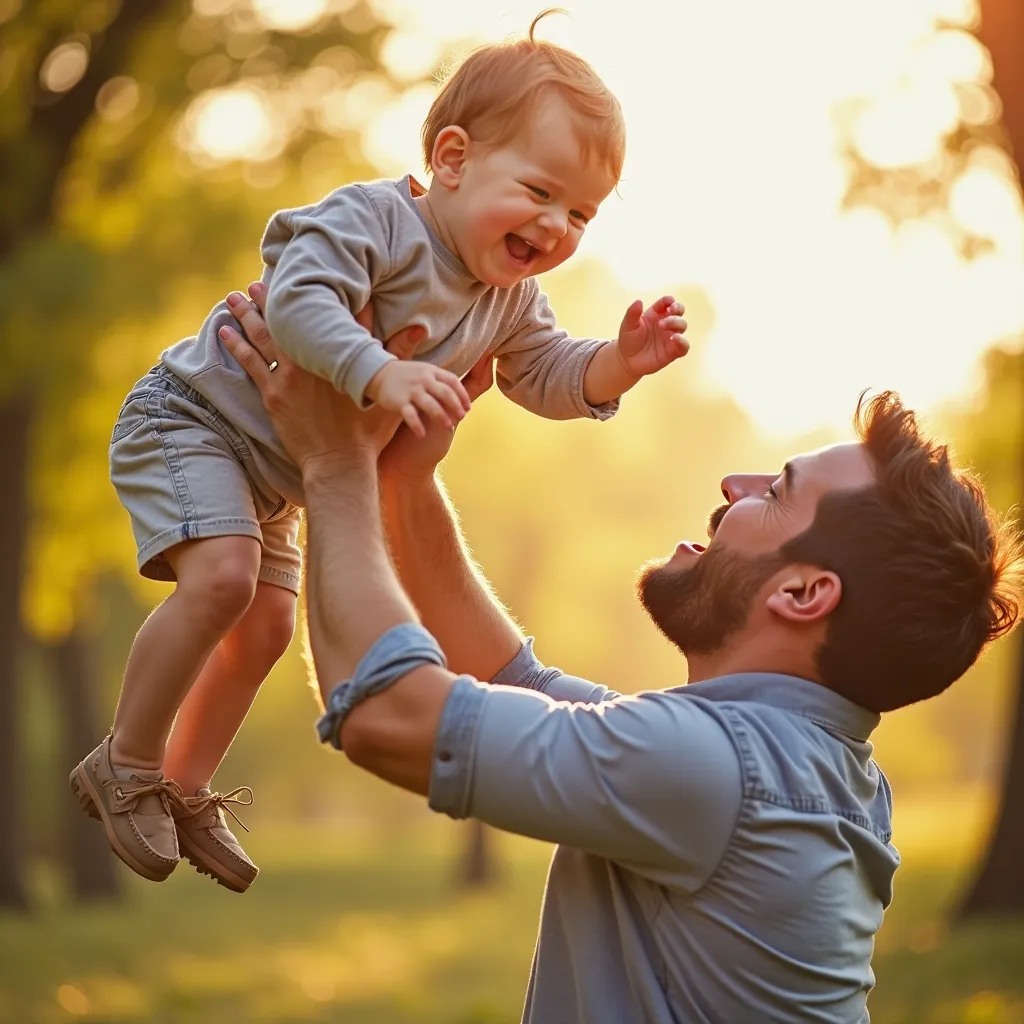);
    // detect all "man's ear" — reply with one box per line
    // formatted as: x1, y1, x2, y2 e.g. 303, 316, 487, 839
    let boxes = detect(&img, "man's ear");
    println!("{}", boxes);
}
430, 126, 471, 188
765, 567, 842, 624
